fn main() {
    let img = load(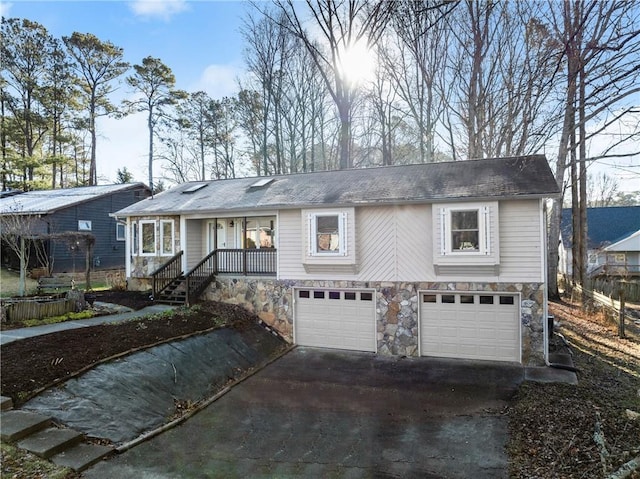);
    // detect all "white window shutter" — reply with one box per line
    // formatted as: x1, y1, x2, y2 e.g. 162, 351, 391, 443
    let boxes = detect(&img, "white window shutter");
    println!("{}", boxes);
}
308, 213, 314, 255
439, 208, 446, 255
483, 206, 490, 255
341, 212, 347, 256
